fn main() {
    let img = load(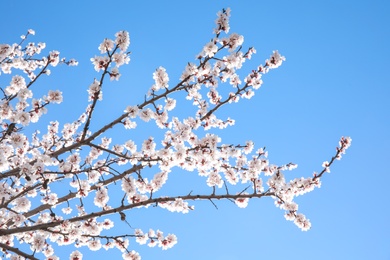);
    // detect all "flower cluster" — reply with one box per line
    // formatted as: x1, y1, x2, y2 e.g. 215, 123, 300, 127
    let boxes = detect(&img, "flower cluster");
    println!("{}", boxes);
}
91, 31, 130, 85
0, 8, 351, 260
214, 8, 231, 35
134, 228, 177, 250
